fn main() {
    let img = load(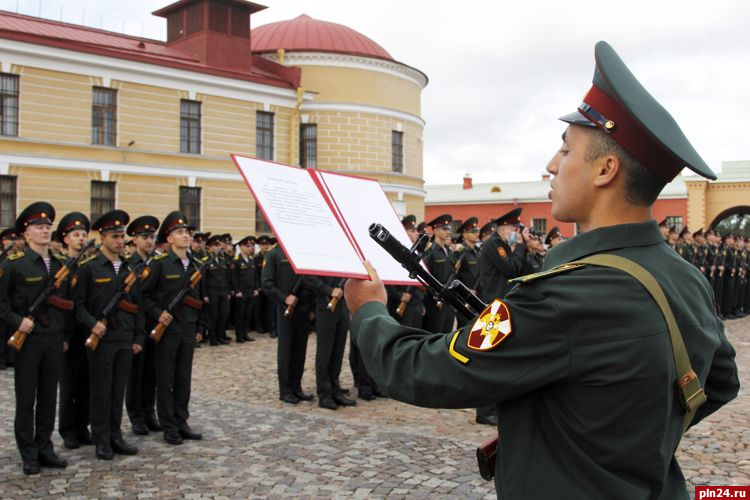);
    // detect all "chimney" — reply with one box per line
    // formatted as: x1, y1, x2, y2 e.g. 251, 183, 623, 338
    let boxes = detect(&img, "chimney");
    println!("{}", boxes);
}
463, 173, 473, 190
542, 173, 550, 181
153, 0, 267, 72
